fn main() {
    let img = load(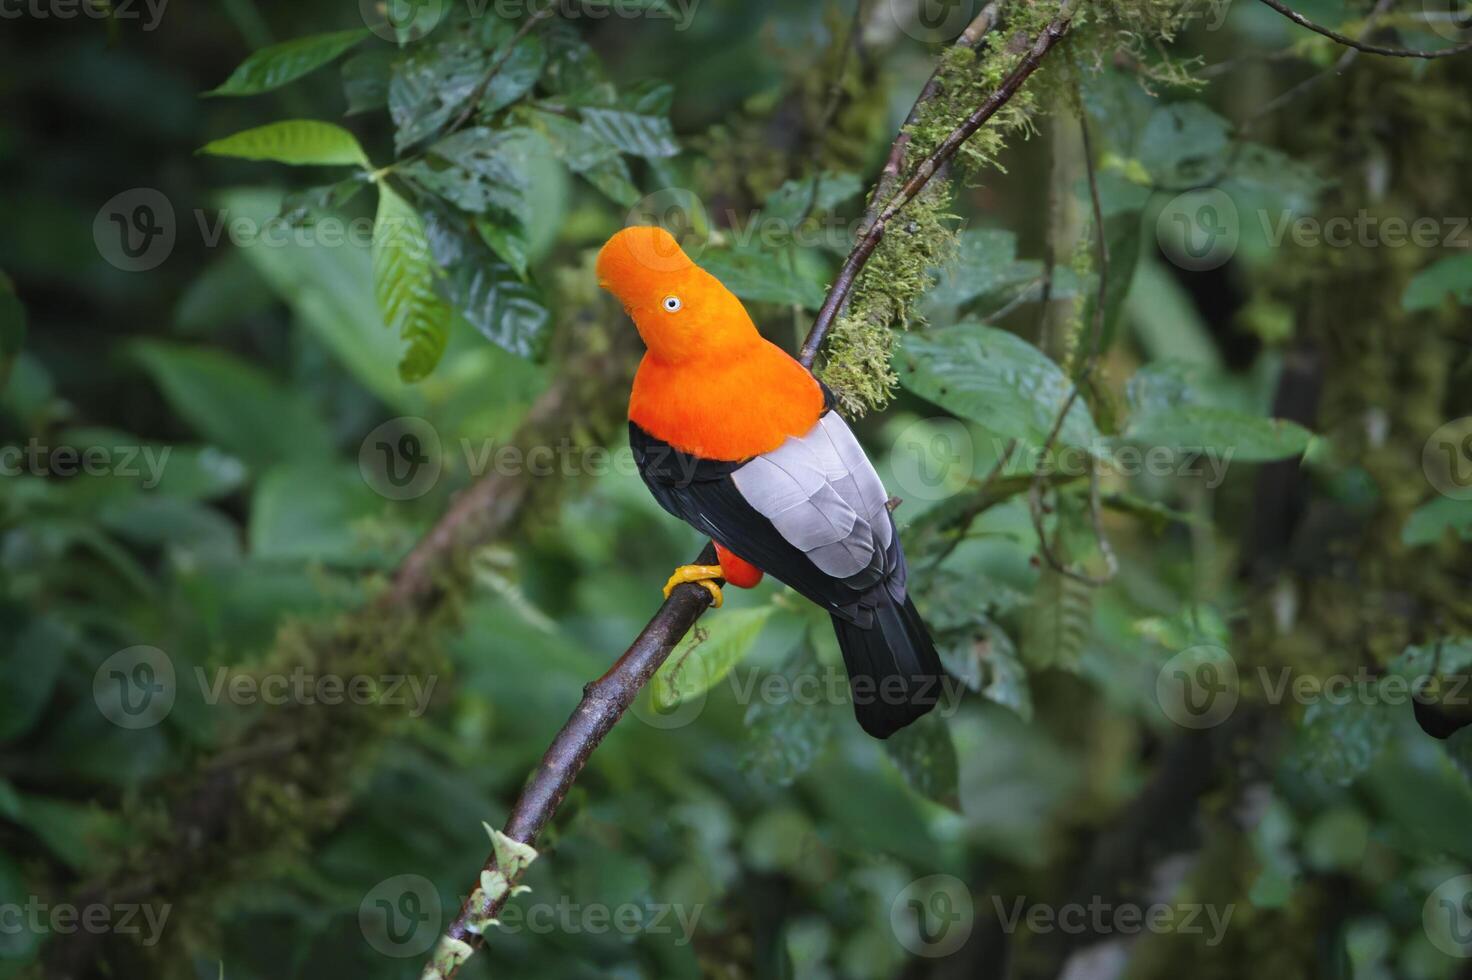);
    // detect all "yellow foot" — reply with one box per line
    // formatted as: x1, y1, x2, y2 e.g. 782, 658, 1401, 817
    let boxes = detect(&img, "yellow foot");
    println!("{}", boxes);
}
662, 564, 724, 607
